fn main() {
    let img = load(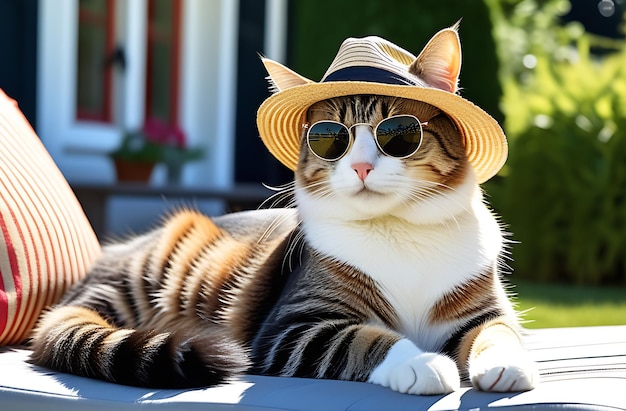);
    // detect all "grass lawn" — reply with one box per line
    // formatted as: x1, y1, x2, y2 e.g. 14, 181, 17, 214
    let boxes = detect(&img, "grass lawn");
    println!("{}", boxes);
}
508, 280, 626, 329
